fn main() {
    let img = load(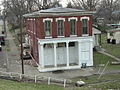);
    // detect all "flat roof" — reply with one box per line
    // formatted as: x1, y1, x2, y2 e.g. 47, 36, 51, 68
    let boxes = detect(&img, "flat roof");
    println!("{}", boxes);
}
107, 28, 120, 32
23, 7, 95, 17
107, 24, 120, 26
